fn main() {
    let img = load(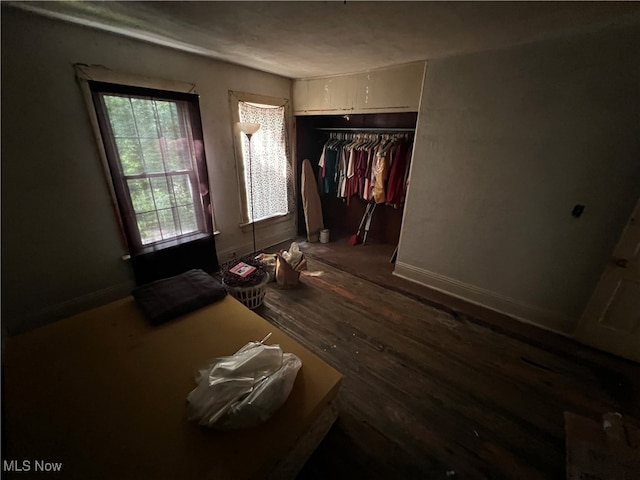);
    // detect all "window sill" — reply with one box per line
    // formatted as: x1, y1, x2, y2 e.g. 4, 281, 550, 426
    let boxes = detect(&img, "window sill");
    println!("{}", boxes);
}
239, 212, 293, 233
121, 231, 218, 261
